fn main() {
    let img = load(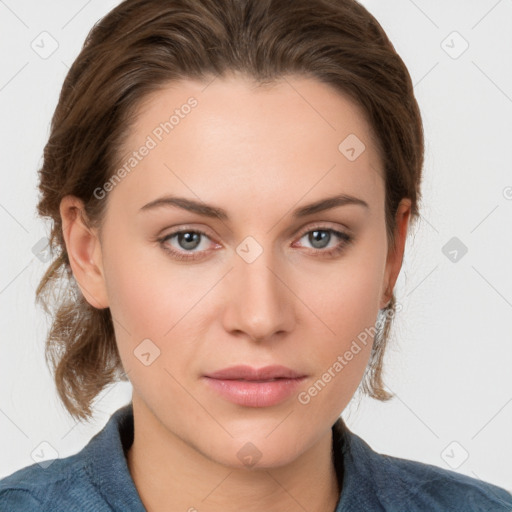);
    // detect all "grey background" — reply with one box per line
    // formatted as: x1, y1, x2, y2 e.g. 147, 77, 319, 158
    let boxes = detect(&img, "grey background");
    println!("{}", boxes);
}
0, 0, 511, 492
